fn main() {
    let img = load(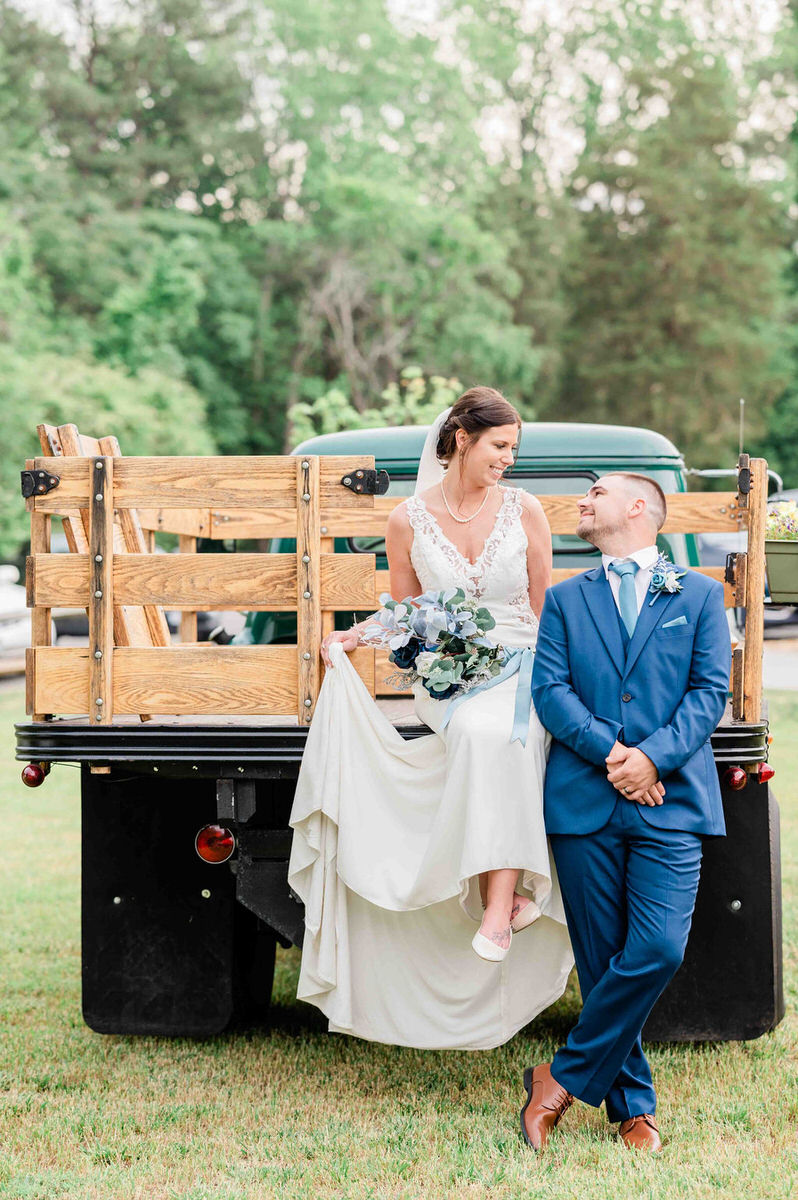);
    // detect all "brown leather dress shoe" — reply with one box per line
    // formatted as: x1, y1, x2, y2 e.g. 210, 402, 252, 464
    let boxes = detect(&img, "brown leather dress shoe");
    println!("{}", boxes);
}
618, 1113, 662, 1153
520, 1063, 574, 1150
